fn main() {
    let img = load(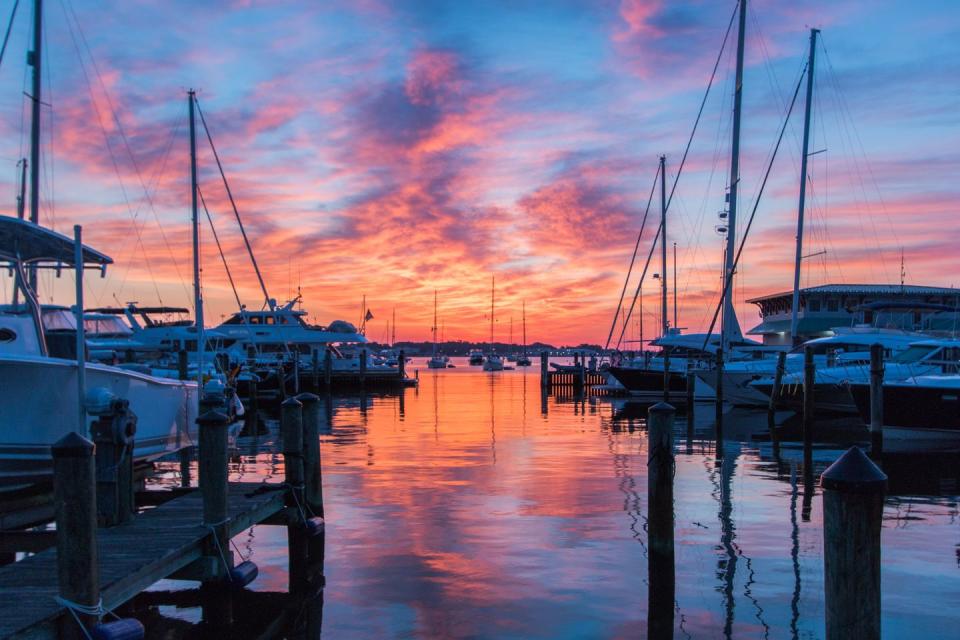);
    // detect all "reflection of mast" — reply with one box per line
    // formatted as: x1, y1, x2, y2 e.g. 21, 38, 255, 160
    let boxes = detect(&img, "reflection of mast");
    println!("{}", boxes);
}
717, 446, 738, 637
488, 374, 497, 463
432, 373, 439, 442
790, 463, 801, 640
